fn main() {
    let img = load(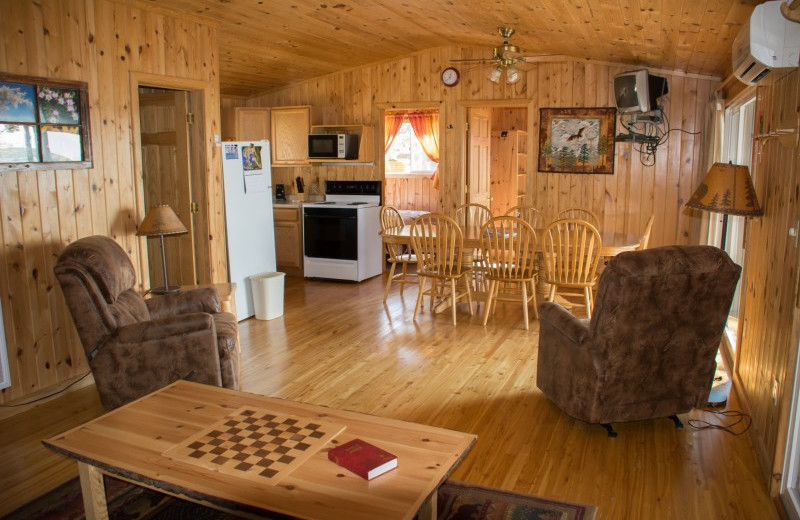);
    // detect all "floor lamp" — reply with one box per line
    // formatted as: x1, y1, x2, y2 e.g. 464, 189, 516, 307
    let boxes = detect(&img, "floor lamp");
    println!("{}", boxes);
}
137, 205, 188, 294
685, 162, 762, 405
685, 162, 764, 249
